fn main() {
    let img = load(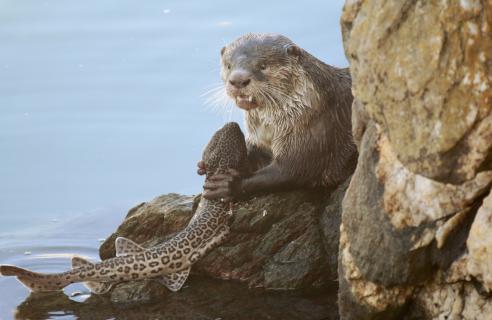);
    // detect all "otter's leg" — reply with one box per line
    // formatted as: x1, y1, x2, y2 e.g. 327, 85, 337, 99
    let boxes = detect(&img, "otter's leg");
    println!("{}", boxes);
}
203, 160, 298, 201
246, 143, 272, 173
240, 161, 298, 194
